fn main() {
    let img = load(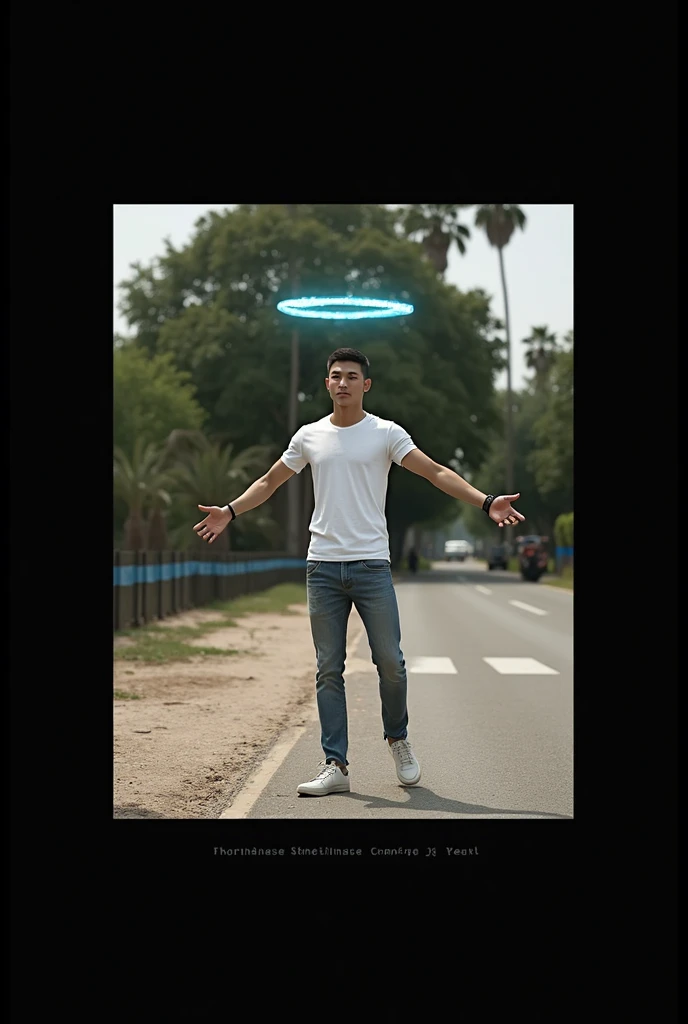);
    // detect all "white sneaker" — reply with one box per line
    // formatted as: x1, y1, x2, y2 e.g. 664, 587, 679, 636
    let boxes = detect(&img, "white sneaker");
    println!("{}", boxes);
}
297, 761, 351, 797
389, 739, 421, 786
